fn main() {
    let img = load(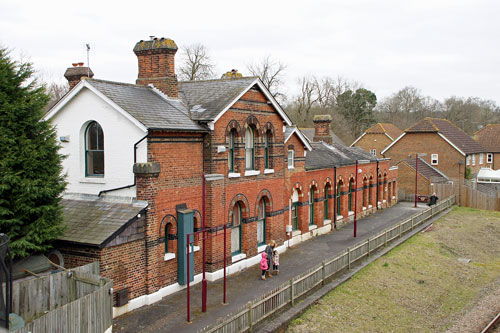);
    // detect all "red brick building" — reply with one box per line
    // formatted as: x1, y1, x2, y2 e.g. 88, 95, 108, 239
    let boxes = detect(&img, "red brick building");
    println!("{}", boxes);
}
396, 157, 450, 198
474, 124, 500, 170
350, 123, 403, 158
44, 37, 398, 315
382, 118, 486, 180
